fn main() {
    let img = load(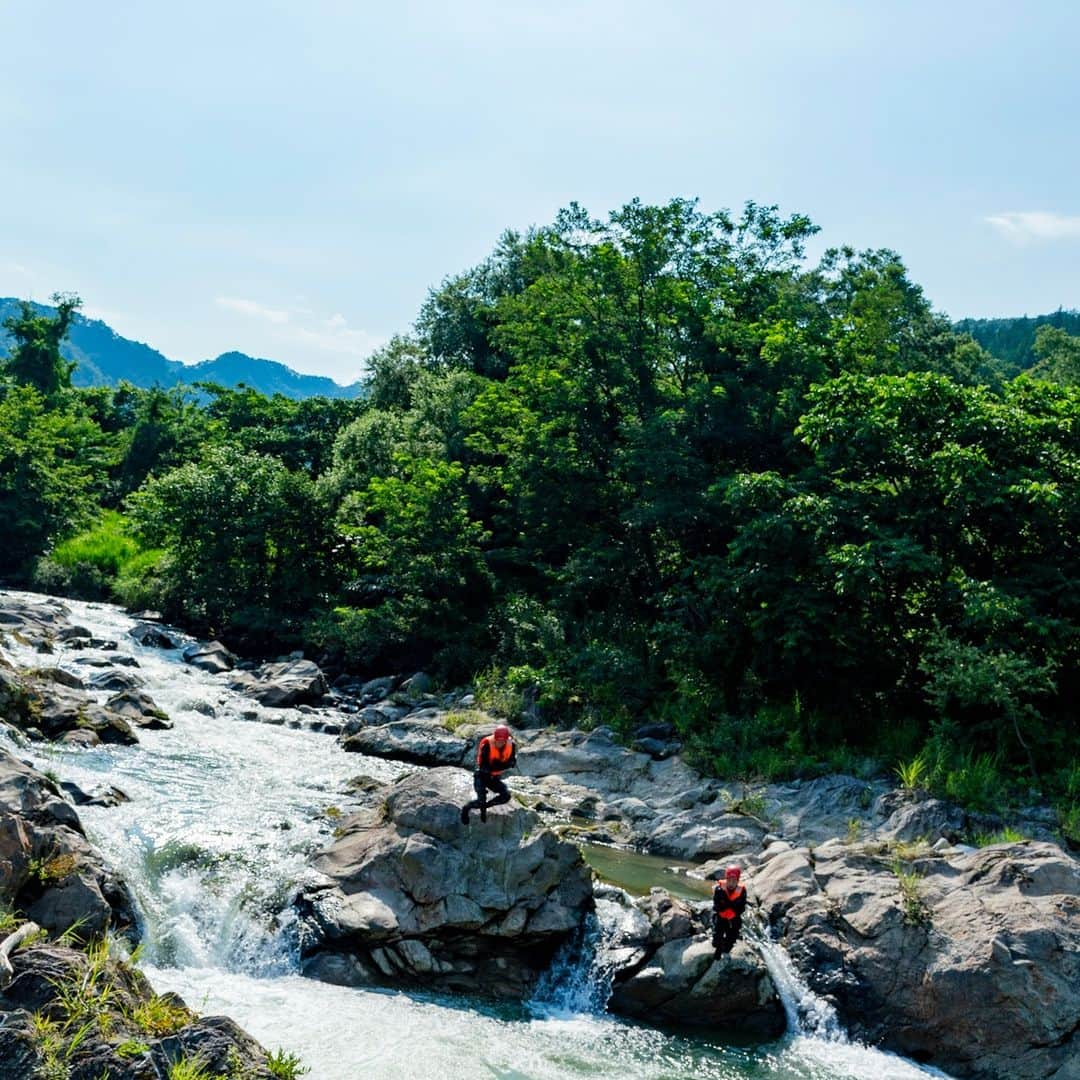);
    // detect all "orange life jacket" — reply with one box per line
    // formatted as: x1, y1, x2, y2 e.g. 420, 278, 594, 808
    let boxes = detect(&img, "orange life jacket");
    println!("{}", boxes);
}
477, 735, 514, 776
715, 884, 745, 919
